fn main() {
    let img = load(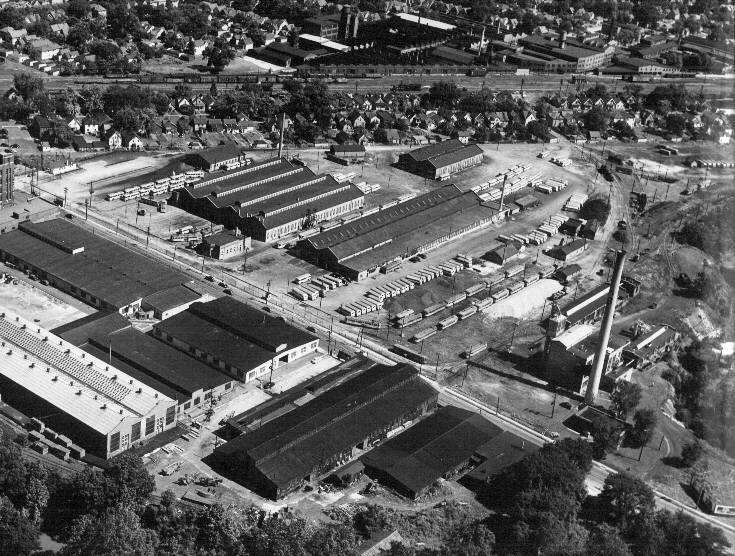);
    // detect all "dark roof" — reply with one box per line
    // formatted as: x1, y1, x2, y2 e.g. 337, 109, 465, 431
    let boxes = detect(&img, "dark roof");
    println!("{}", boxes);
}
514, 194, 539, 208
558, 263, 582, 277
142, 284, 200, 313
87, 327, 231, 397
402, 139, 483, 169
194, 144, 243, 165
214, 364, 437, 489
51, 312, 131, 347
562, 283, 609, 319
431, 45, 475, 64
463, 430, 539, 483
203, 232, 243, 247
0, 220, 189, 309
153, 311, 275, 370
331, 144, 366, 154
361, 406, 501, 497
549, 238, 587, 256
188, 297, 317, 353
